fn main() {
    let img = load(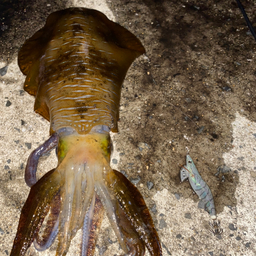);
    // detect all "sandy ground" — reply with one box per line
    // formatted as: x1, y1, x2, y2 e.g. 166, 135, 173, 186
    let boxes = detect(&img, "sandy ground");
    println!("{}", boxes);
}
1, 0, 256, 255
